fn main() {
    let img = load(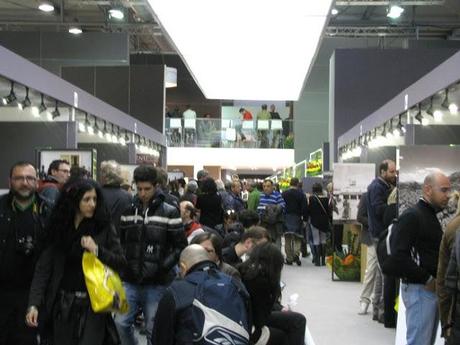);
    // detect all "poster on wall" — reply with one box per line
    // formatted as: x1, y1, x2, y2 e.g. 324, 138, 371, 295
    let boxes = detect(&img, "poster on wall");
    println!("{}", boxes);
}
38, 149, 96, 179
333, 163, 375, 222
398, 146, 460, 228
307, 148, 323, 177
